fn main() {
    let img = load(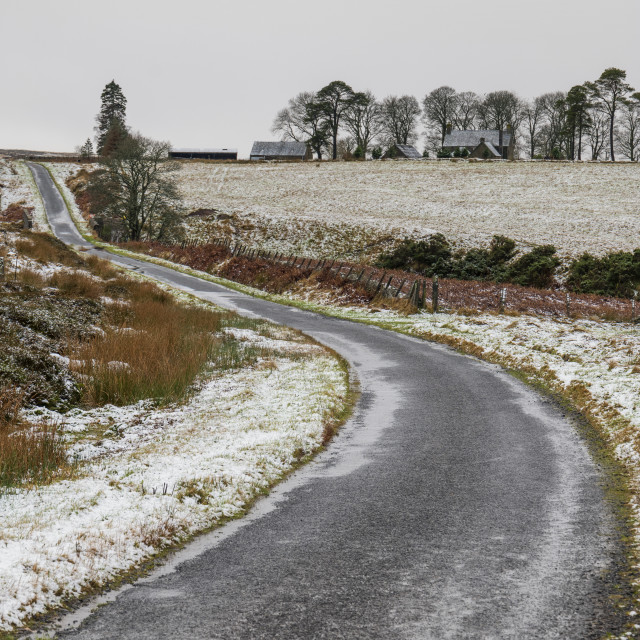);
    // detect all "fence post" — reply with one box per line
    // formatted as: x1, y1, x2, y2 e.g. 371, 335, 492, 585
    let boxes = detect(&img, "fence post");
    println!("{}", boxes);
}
0, 257, 4, 281
565, 292, 571, 317
432, 275, 439, 312
385, 275, 393, 291
633, 291, 637, 322
364, 271, 374, 287
396, 278, 406, 298
420, 280, 427, 308
356, 269, 366, 282
408, 281, 416, 305
499, 287, 506, 313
